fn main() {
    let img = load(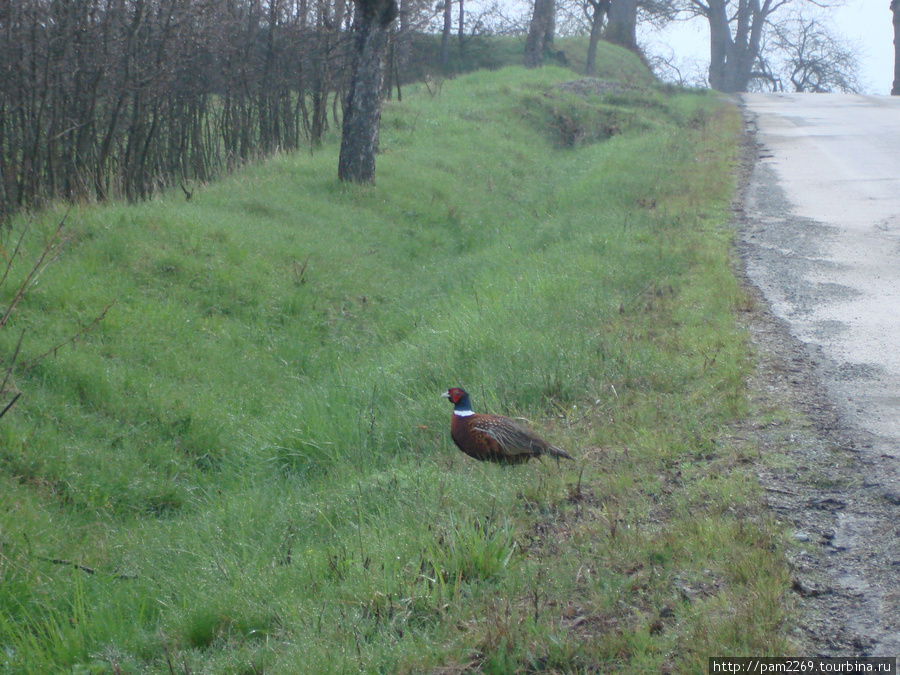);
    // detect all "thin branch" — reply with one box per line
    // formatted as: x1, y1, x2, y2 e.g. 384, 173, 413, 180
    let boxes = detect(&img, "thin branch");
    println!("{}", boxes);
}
0, 219, 33, 290
35, 555, 138, 580
19, 300, 116, 374
0, 212, 69, 329
0, 393, 22, 422
1, 329, 25, 398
